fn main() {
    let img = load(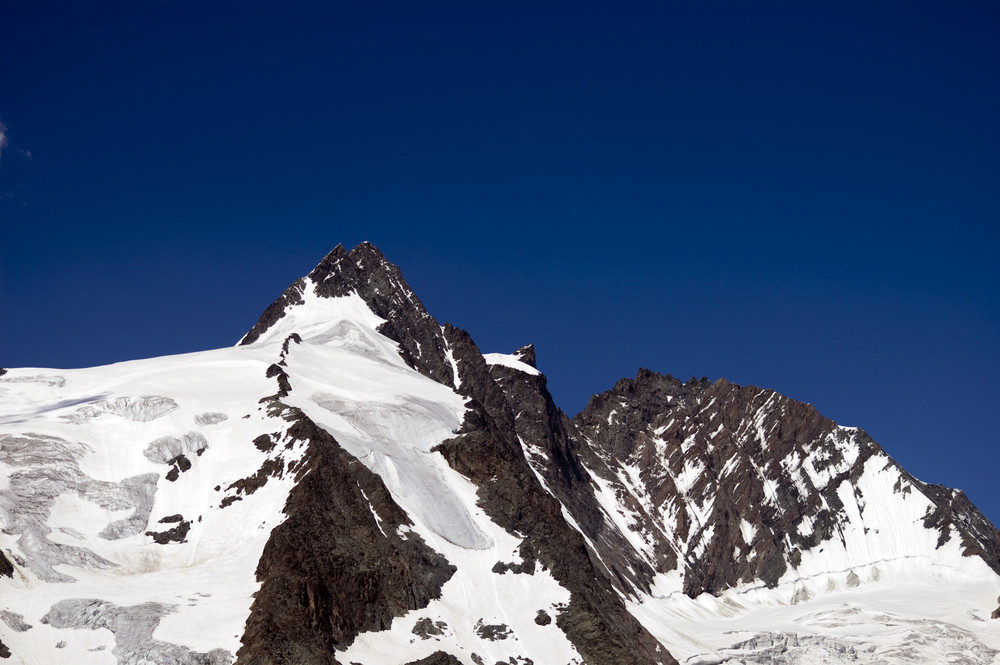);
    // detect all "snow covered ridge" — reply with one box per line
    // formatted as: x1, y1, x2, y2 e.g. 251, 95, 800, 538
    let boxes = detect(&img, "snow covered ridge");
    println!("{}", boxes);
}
483, 352, 540, 376
1, 242, 999, 665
